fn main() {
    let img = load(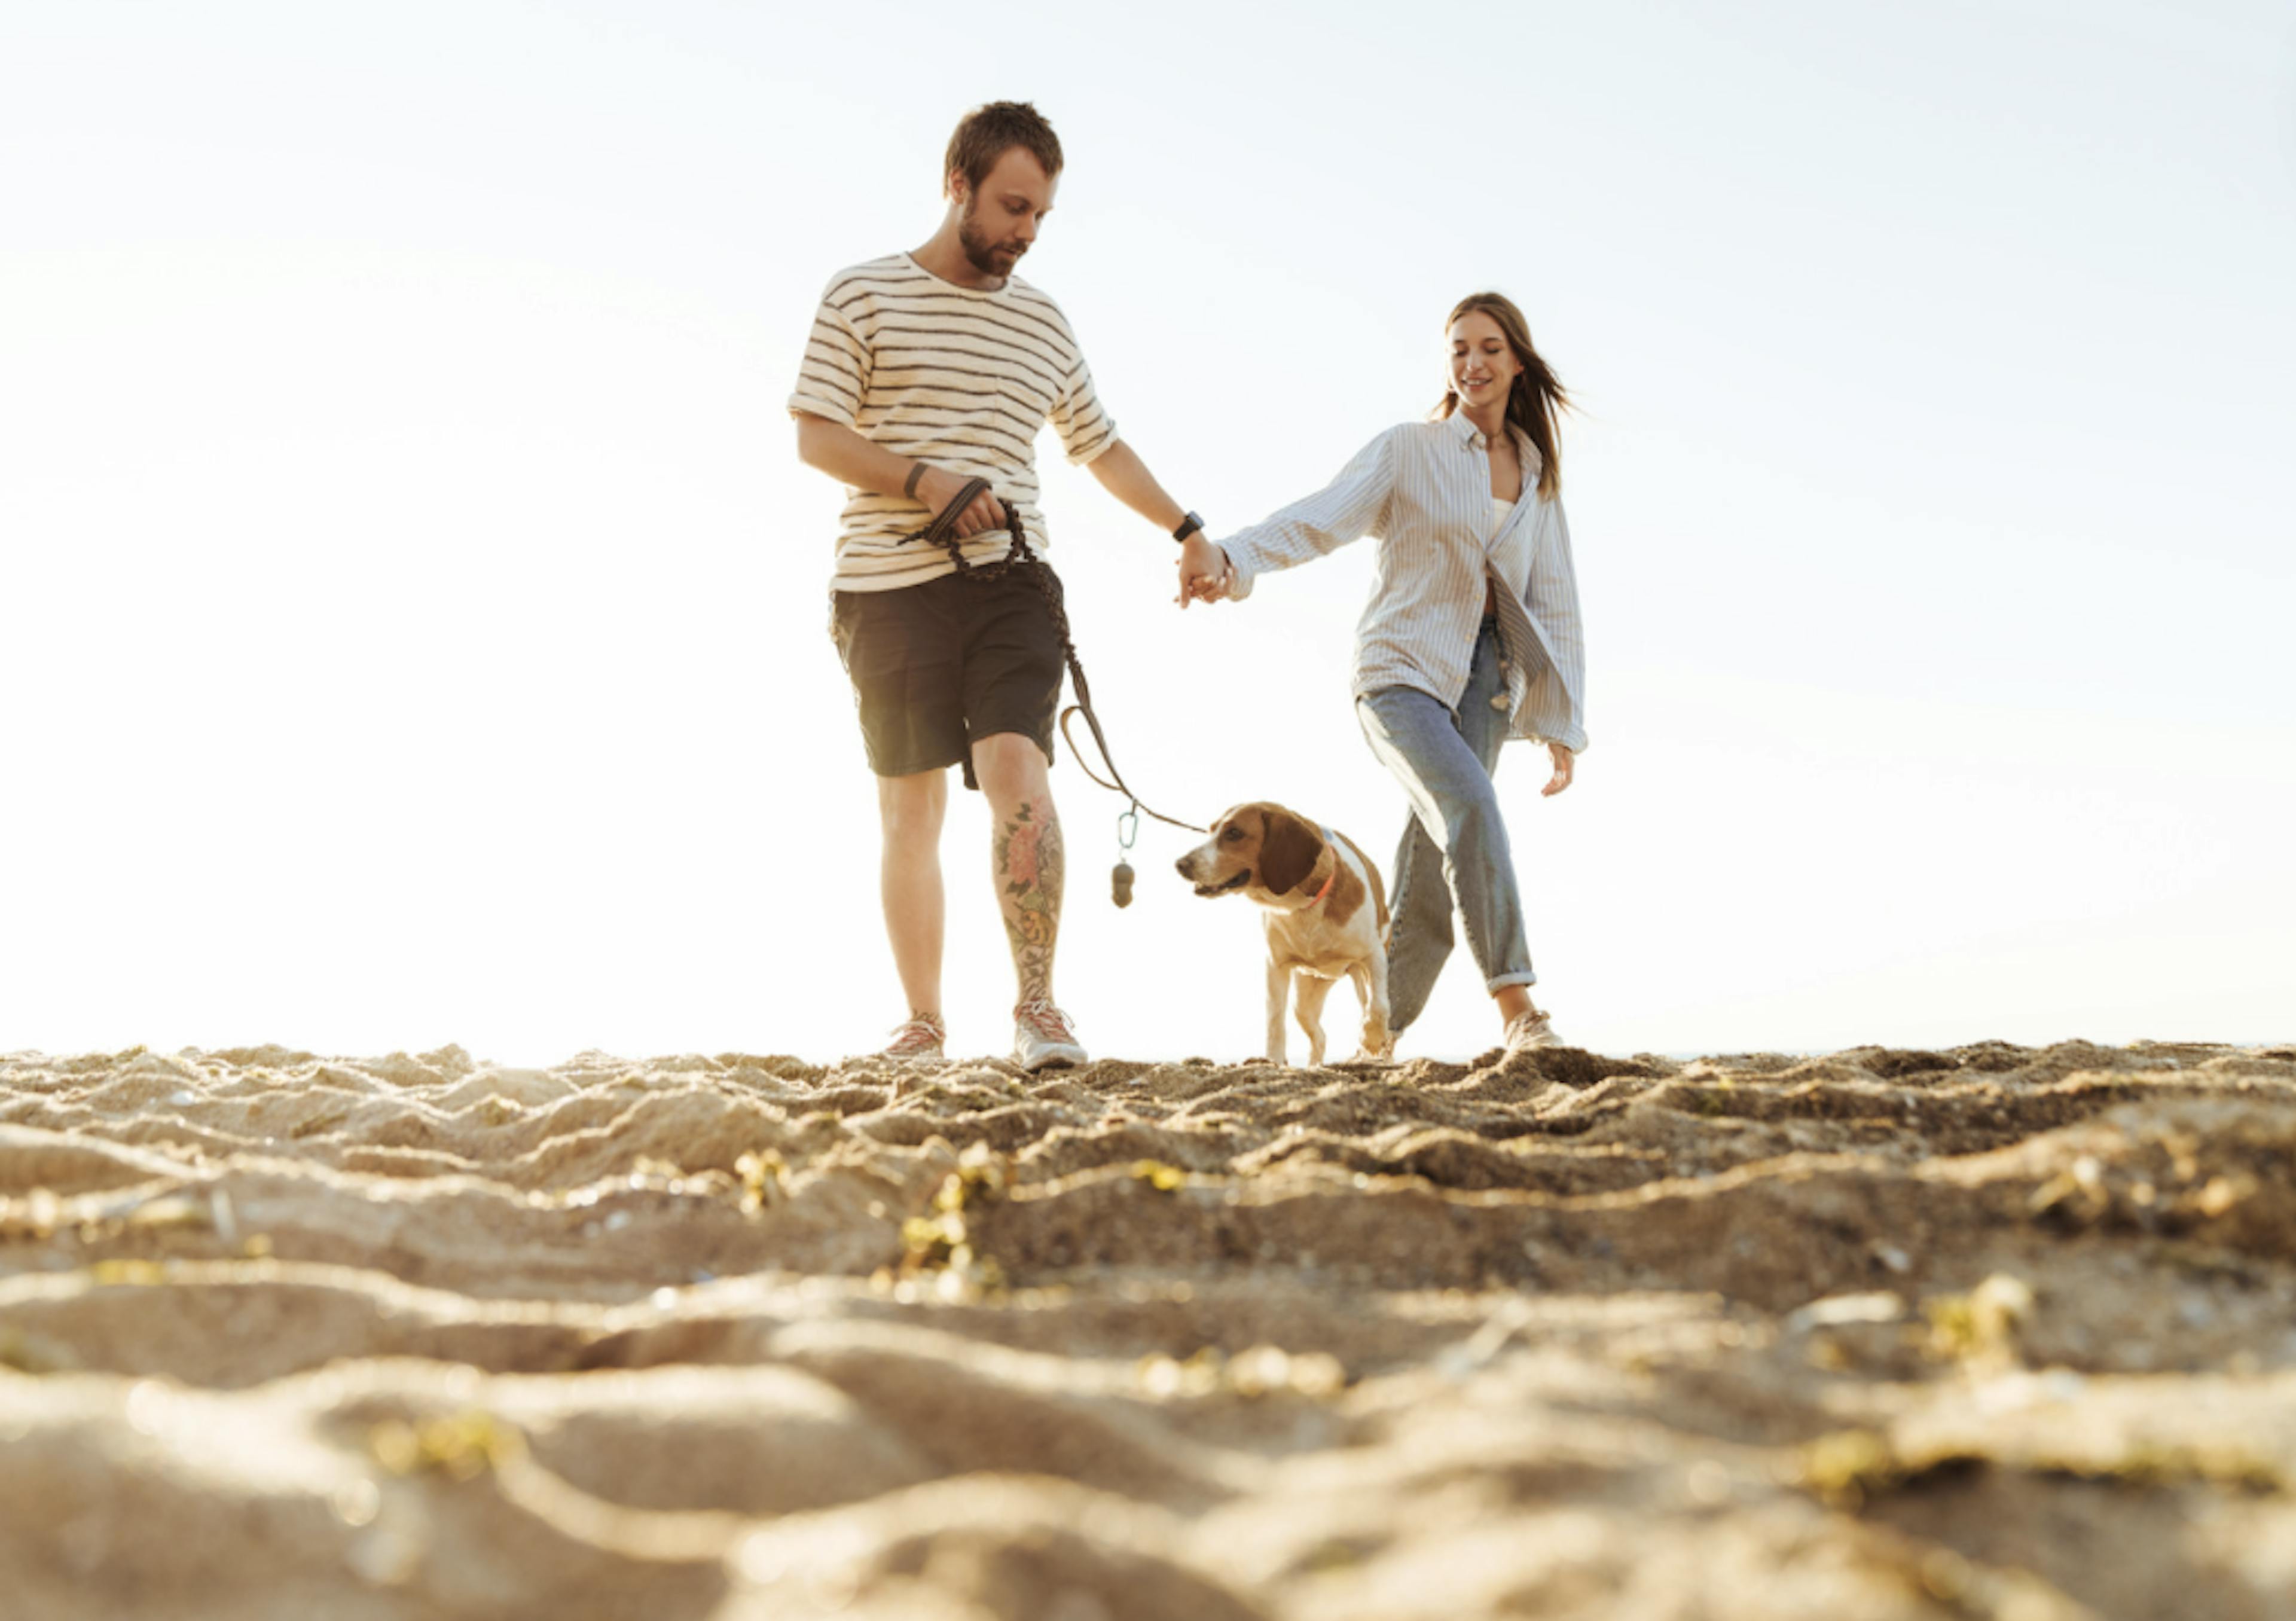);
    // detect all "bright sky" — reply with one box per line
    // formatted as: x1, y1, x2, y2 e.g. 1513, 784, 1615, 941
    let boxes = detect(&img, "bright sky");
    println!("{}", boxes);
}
4, 1, 2292, 1067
